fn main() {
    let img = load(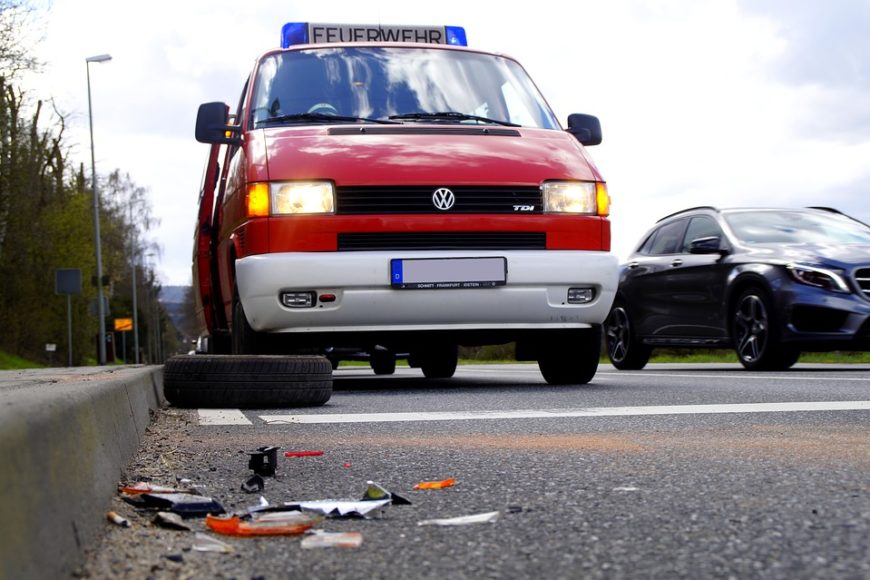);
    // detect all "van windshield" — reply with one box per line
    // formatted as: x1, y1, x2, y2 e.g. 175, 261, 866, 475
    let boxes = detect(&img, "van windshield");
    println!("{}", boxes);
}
250, 47, 560, 130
